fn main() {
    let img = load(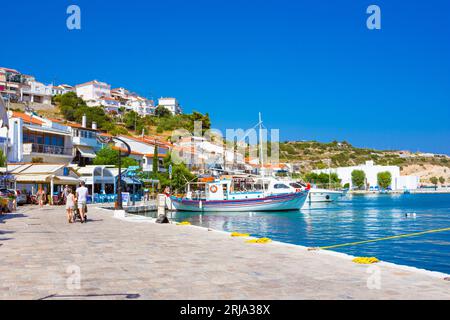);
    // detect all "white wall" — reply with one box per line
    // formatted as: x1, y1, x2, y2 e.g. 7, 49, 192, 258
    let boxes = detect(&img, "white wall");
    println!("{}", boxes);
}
313, 161, 417, 190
